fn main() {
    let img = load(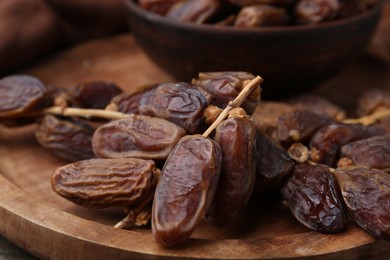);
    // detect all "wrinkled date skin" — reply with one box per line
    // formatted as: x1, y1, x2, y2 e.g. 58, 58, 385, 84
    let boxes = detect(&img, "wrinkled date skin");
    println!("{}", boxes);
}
254, 131, 294, 193
106, 85, 157, 114
334, 166, 390, 240
294, 0, 340, 24
277, 109, 332, 147
206, 117, 256, 226
52, 158, 160, 208
69, 81, 123, 109
138, 82, 212, 134
310, 123, 385, 167
152, 135, 222, 247
234, 4, 290, 27
281, 164, 348, 233
0, 75, 52, 119
166, 0, 235, 24
288, 94, 346, 121
92, 114, 186, 160
139, 0, 182, 15
35, 115, 95, 162
340, 135, 390, 170
192, 71, 260, 114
